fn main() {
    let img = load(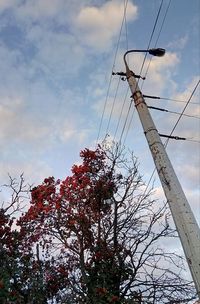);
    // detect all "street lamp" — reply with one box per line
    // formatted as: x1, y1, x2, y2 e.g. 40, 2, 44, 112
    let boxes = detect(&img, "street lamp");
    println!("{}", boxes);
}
123, 48, 165, 73
123, 48, 200, 298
